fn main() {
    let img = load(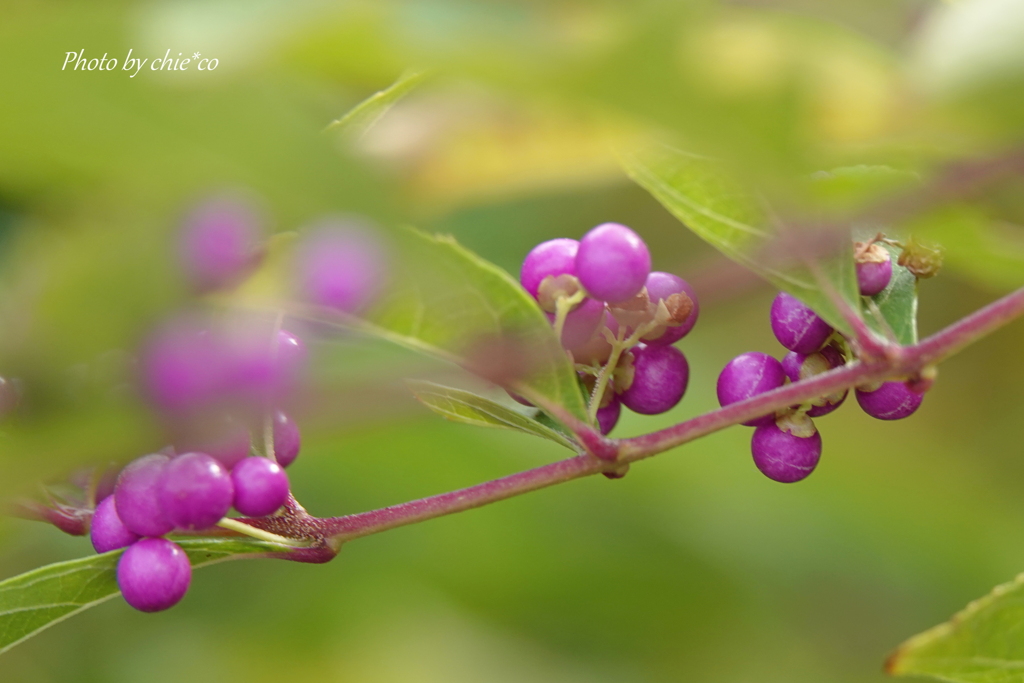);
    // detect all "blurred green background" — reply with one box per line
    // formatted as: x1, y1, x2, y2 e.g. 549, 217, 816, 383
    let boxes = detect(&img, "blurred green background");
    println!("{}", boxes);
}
2, 0, 1024, 681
